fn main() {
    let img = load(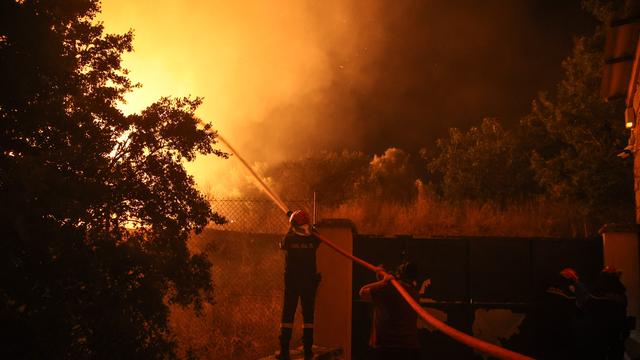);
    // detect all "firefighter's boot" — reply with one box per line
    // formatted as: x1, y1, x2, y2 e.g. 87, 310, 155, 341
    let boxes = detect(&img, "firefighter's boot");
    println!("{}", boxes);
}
276, 327, 292, 360
303, 327, 314, 360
